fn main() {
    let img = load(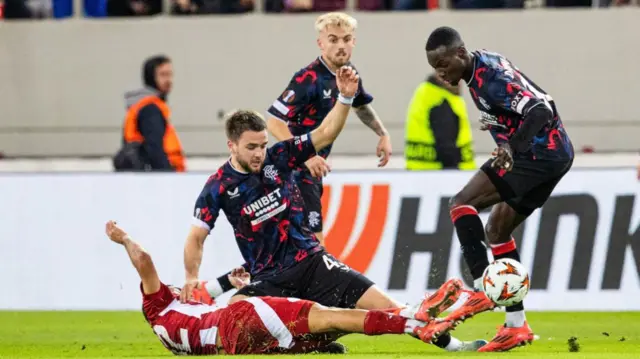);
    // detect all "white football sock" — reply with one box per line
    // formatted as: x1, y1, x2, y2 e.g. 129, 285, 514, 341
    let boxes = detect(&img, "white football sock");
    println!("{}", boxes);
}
204, 280, 223, 298
399, 306, 416, 319
445, 337, 463, 351
404, 319, 423, 333
505, 310, 526, 328
473, 278, 483, 291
